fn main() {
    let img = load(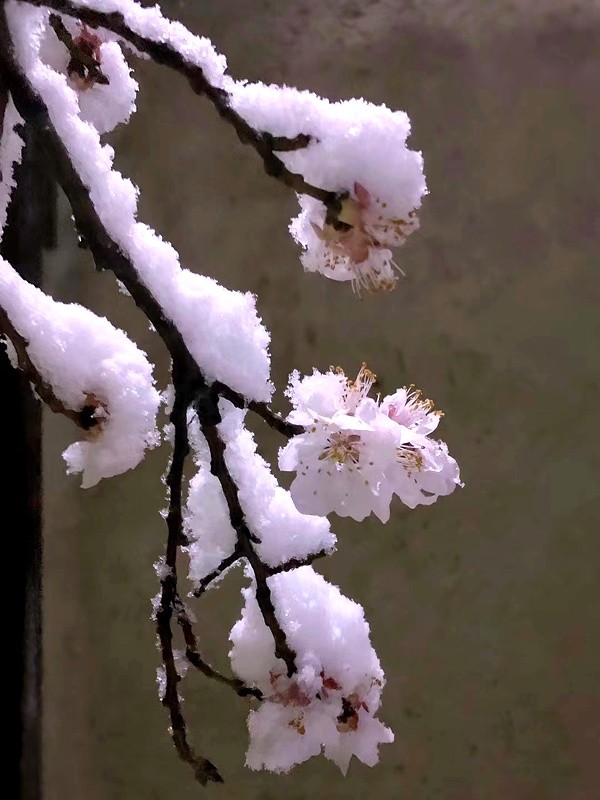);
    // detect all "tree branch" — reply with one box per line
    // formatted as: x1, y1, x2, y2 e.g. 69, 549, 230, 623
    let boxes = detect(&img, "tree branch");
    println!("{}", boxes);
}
1, 0, 300, 715
0, 304, 101, 431
155, 376, 223, 786
19, 0, 340, 209
214, 382, 303, 439
0, 11, 203, 373
192, 549, 242, 598
1, 20, 304, 442
265, 548, 330, 576
194, 386, 298, 676
174, 595, 262, 700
